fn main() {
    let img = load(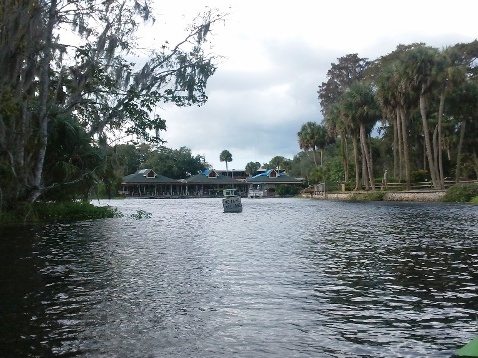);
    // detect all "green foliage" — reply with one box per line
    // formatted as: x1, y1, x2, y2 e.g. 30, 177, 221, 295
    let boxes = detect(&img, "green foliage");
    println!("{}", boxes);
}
219, 150, 233, 163
288, 151, 315, 179
245, 161, 261, 176
0, 201, 121, 224
347, 191, 384, 201
342, 182, 354, 191
130, 209, 152, 220
0, 2, 226, 212
297, 122, 329, 167
41, 114, 105, 202
219, 149, 233, 172
410, 170, 430, 182
308, 166, 324, 184
275, 185, 299, 196
143, 146, 206, 179
322, 159, 345, 183
264, 156, 292, 171
114, 143, 154, 177
33, 201, 121, 221
440, 183, 478, 203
